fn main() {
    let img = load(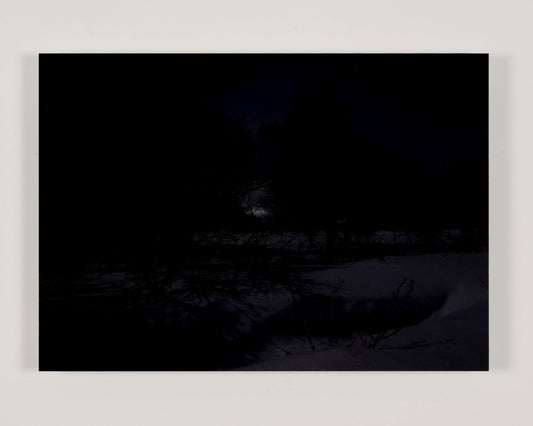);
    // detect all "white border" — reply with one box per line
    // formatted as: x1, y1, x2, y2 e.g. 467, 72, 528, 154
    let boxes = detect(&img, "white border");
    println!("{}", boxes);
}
1, 1, 531, 425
